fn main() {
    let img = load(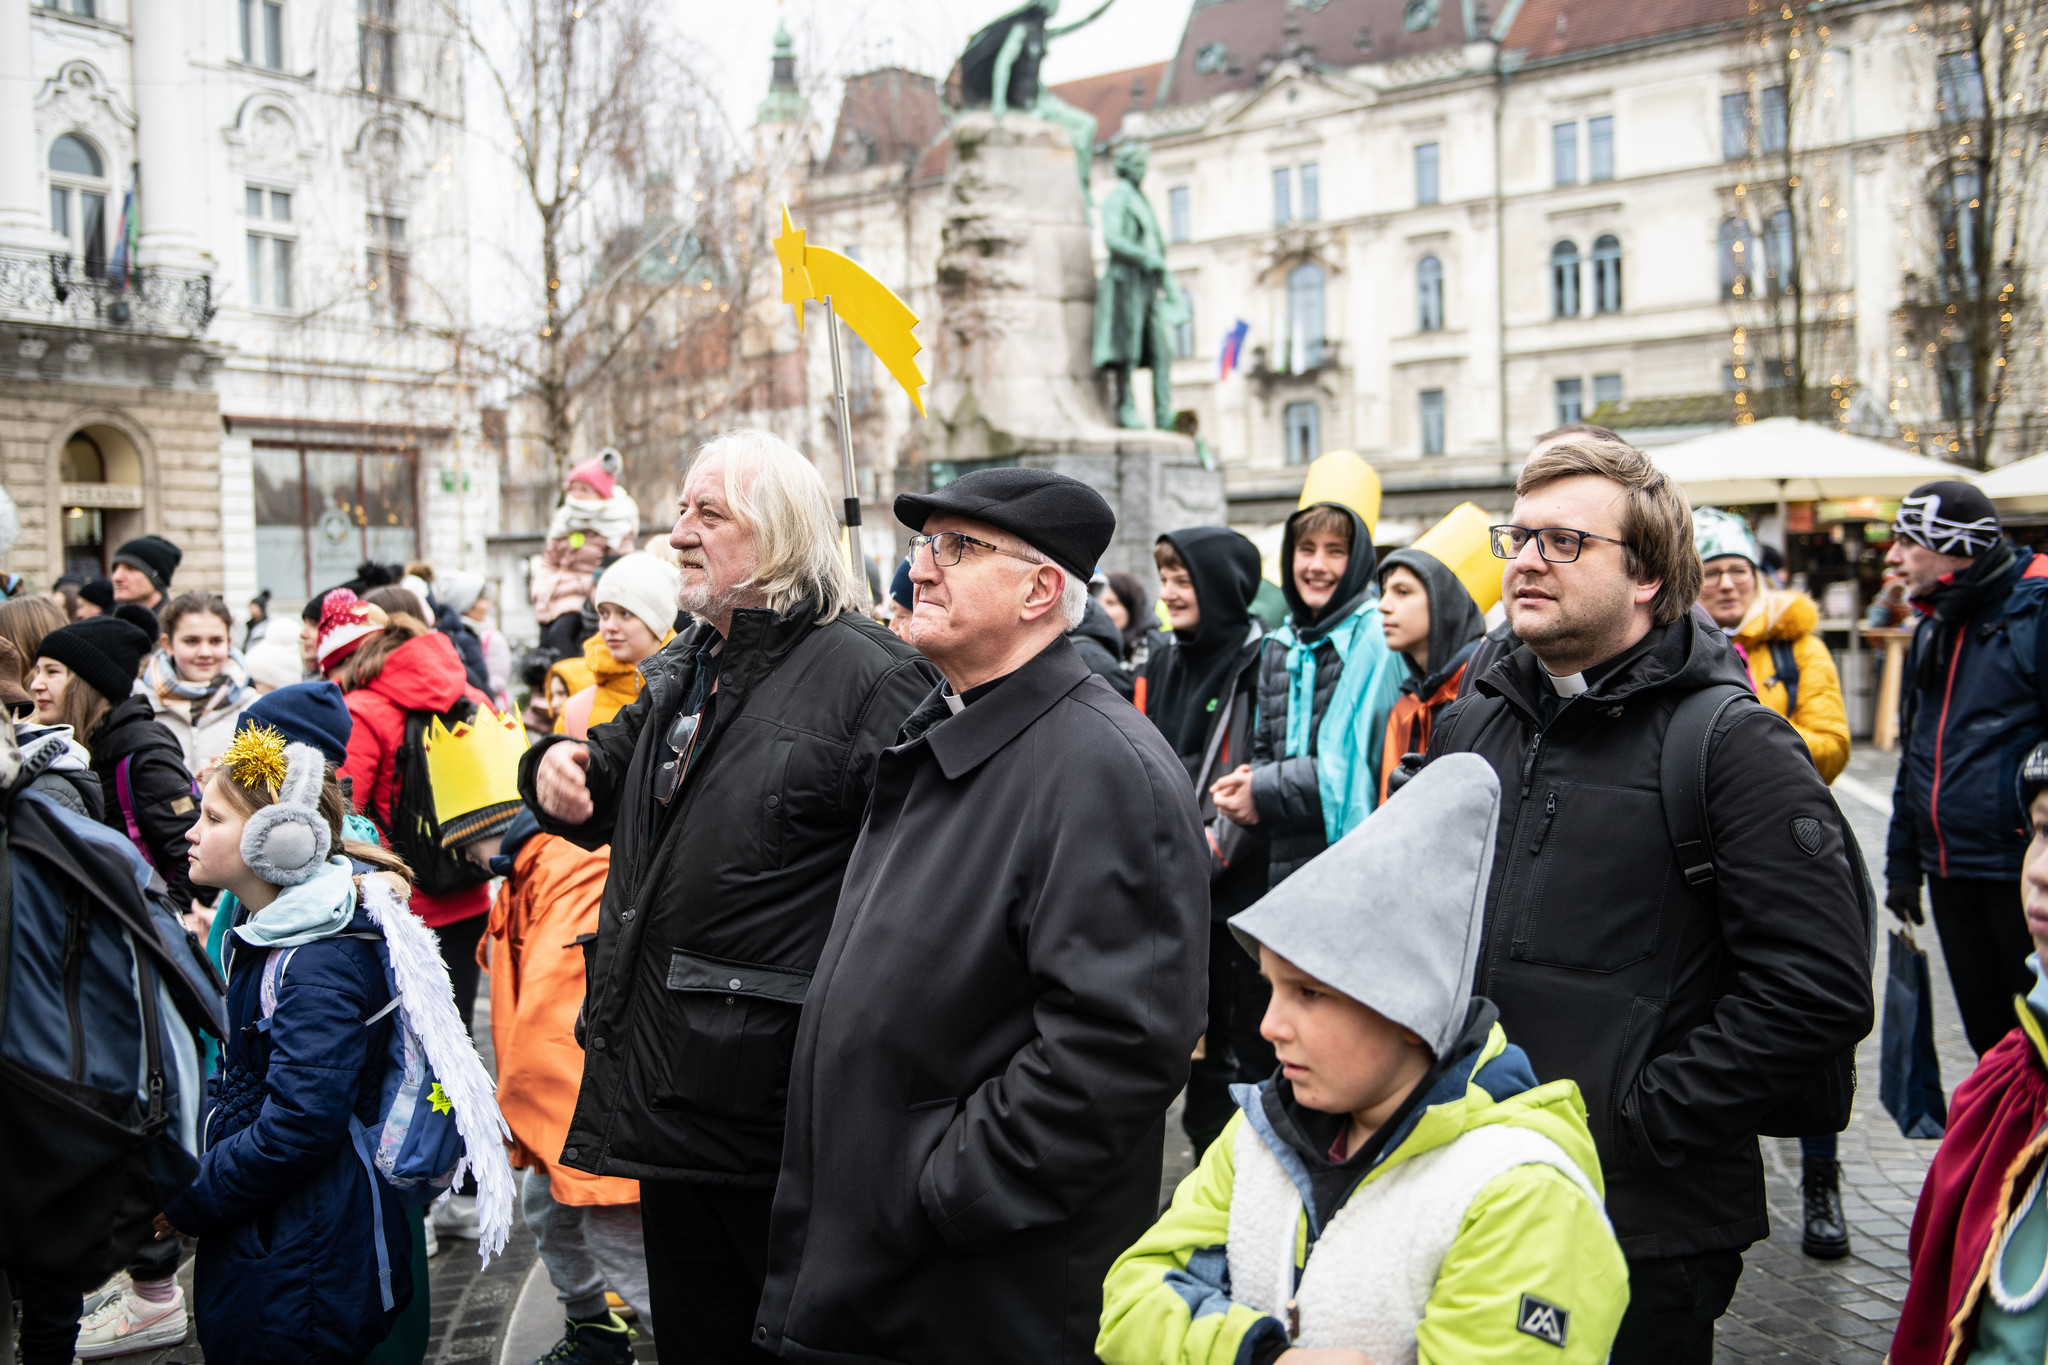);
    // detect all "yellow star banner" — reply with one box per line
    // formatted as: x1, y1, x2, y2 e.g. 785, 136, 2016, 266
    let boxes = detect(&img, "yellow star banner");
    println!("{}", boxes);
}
774, 204, 926, 416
